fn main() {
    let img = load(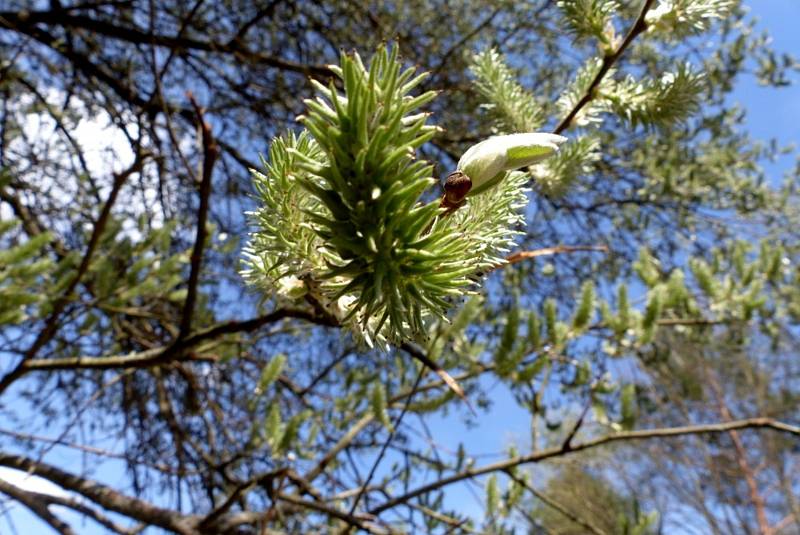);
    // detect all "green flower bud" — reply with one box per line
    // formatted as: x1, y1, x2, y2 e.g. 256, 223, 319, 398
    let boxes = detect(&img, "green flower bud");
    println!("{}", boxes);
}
457, 133, 567, 196
276, 275, 307, 300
